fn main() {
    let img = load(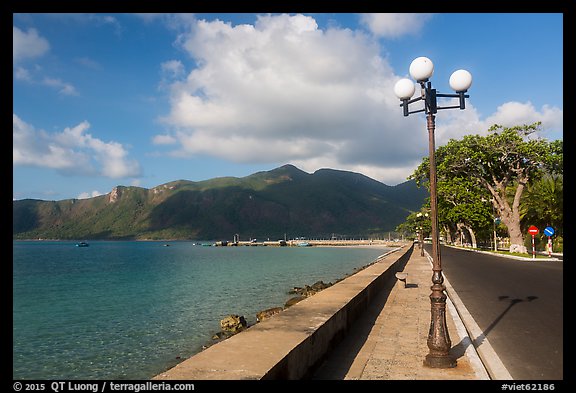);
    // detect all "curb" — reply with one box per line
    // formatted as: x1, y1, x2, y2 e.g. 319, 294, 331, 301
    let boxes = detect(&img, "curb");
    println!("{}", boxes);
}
446, 245, 562, 262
